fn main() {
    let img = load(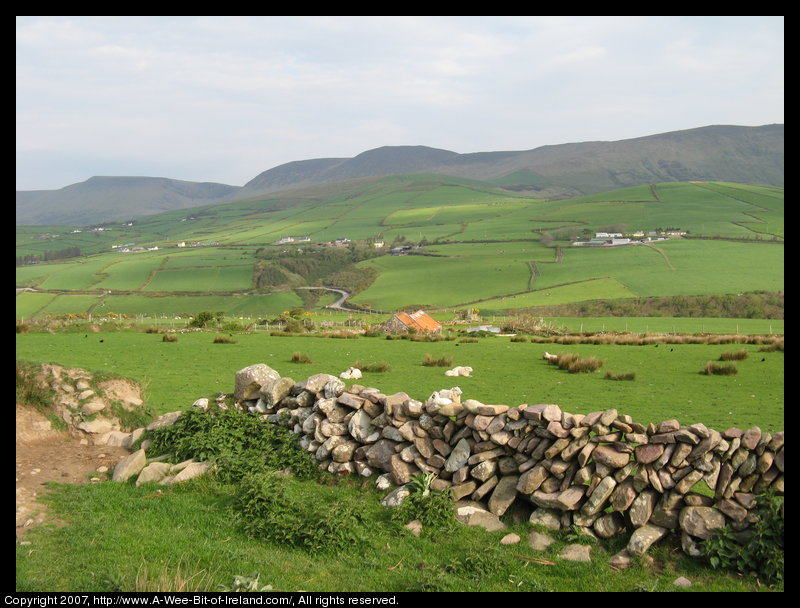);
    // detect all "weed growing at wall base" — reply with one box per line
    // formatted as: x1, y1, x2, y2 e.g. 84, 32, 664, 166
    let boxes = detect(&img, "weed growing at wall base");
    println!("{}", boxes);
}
701, 489, 784, 585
